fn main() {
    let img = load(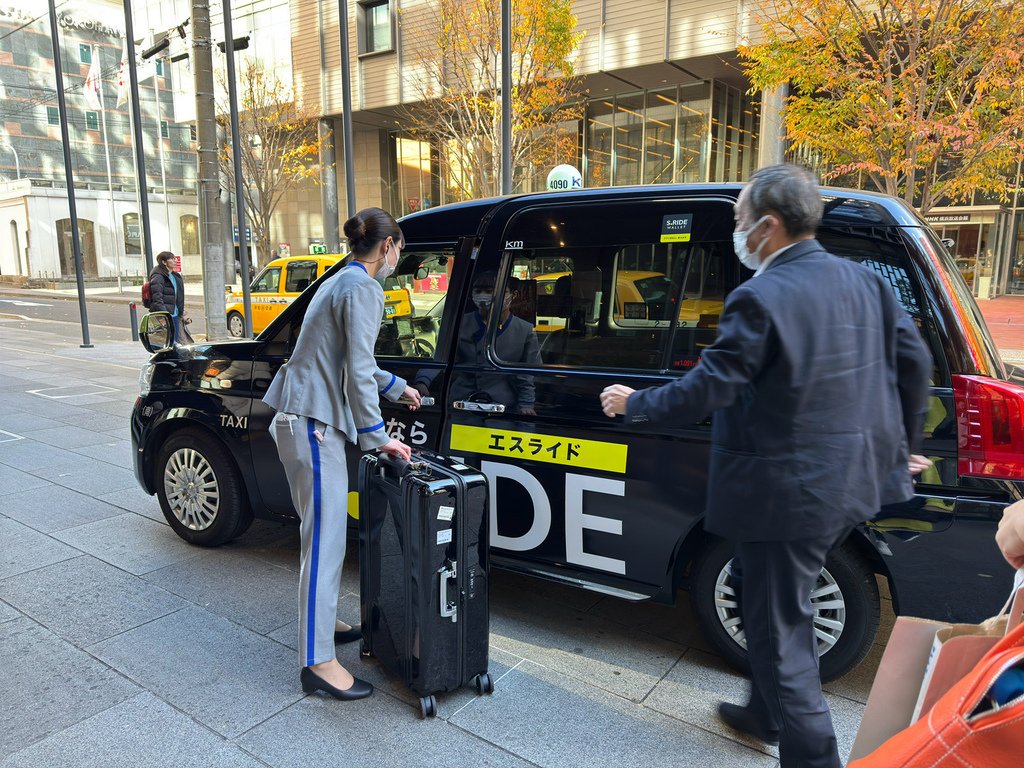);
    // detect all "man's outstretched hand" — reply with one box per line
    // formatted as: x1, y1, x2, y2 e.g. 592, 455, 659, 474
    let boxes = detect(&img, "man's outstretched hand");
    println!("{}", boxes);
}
600, 385, 635, 418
